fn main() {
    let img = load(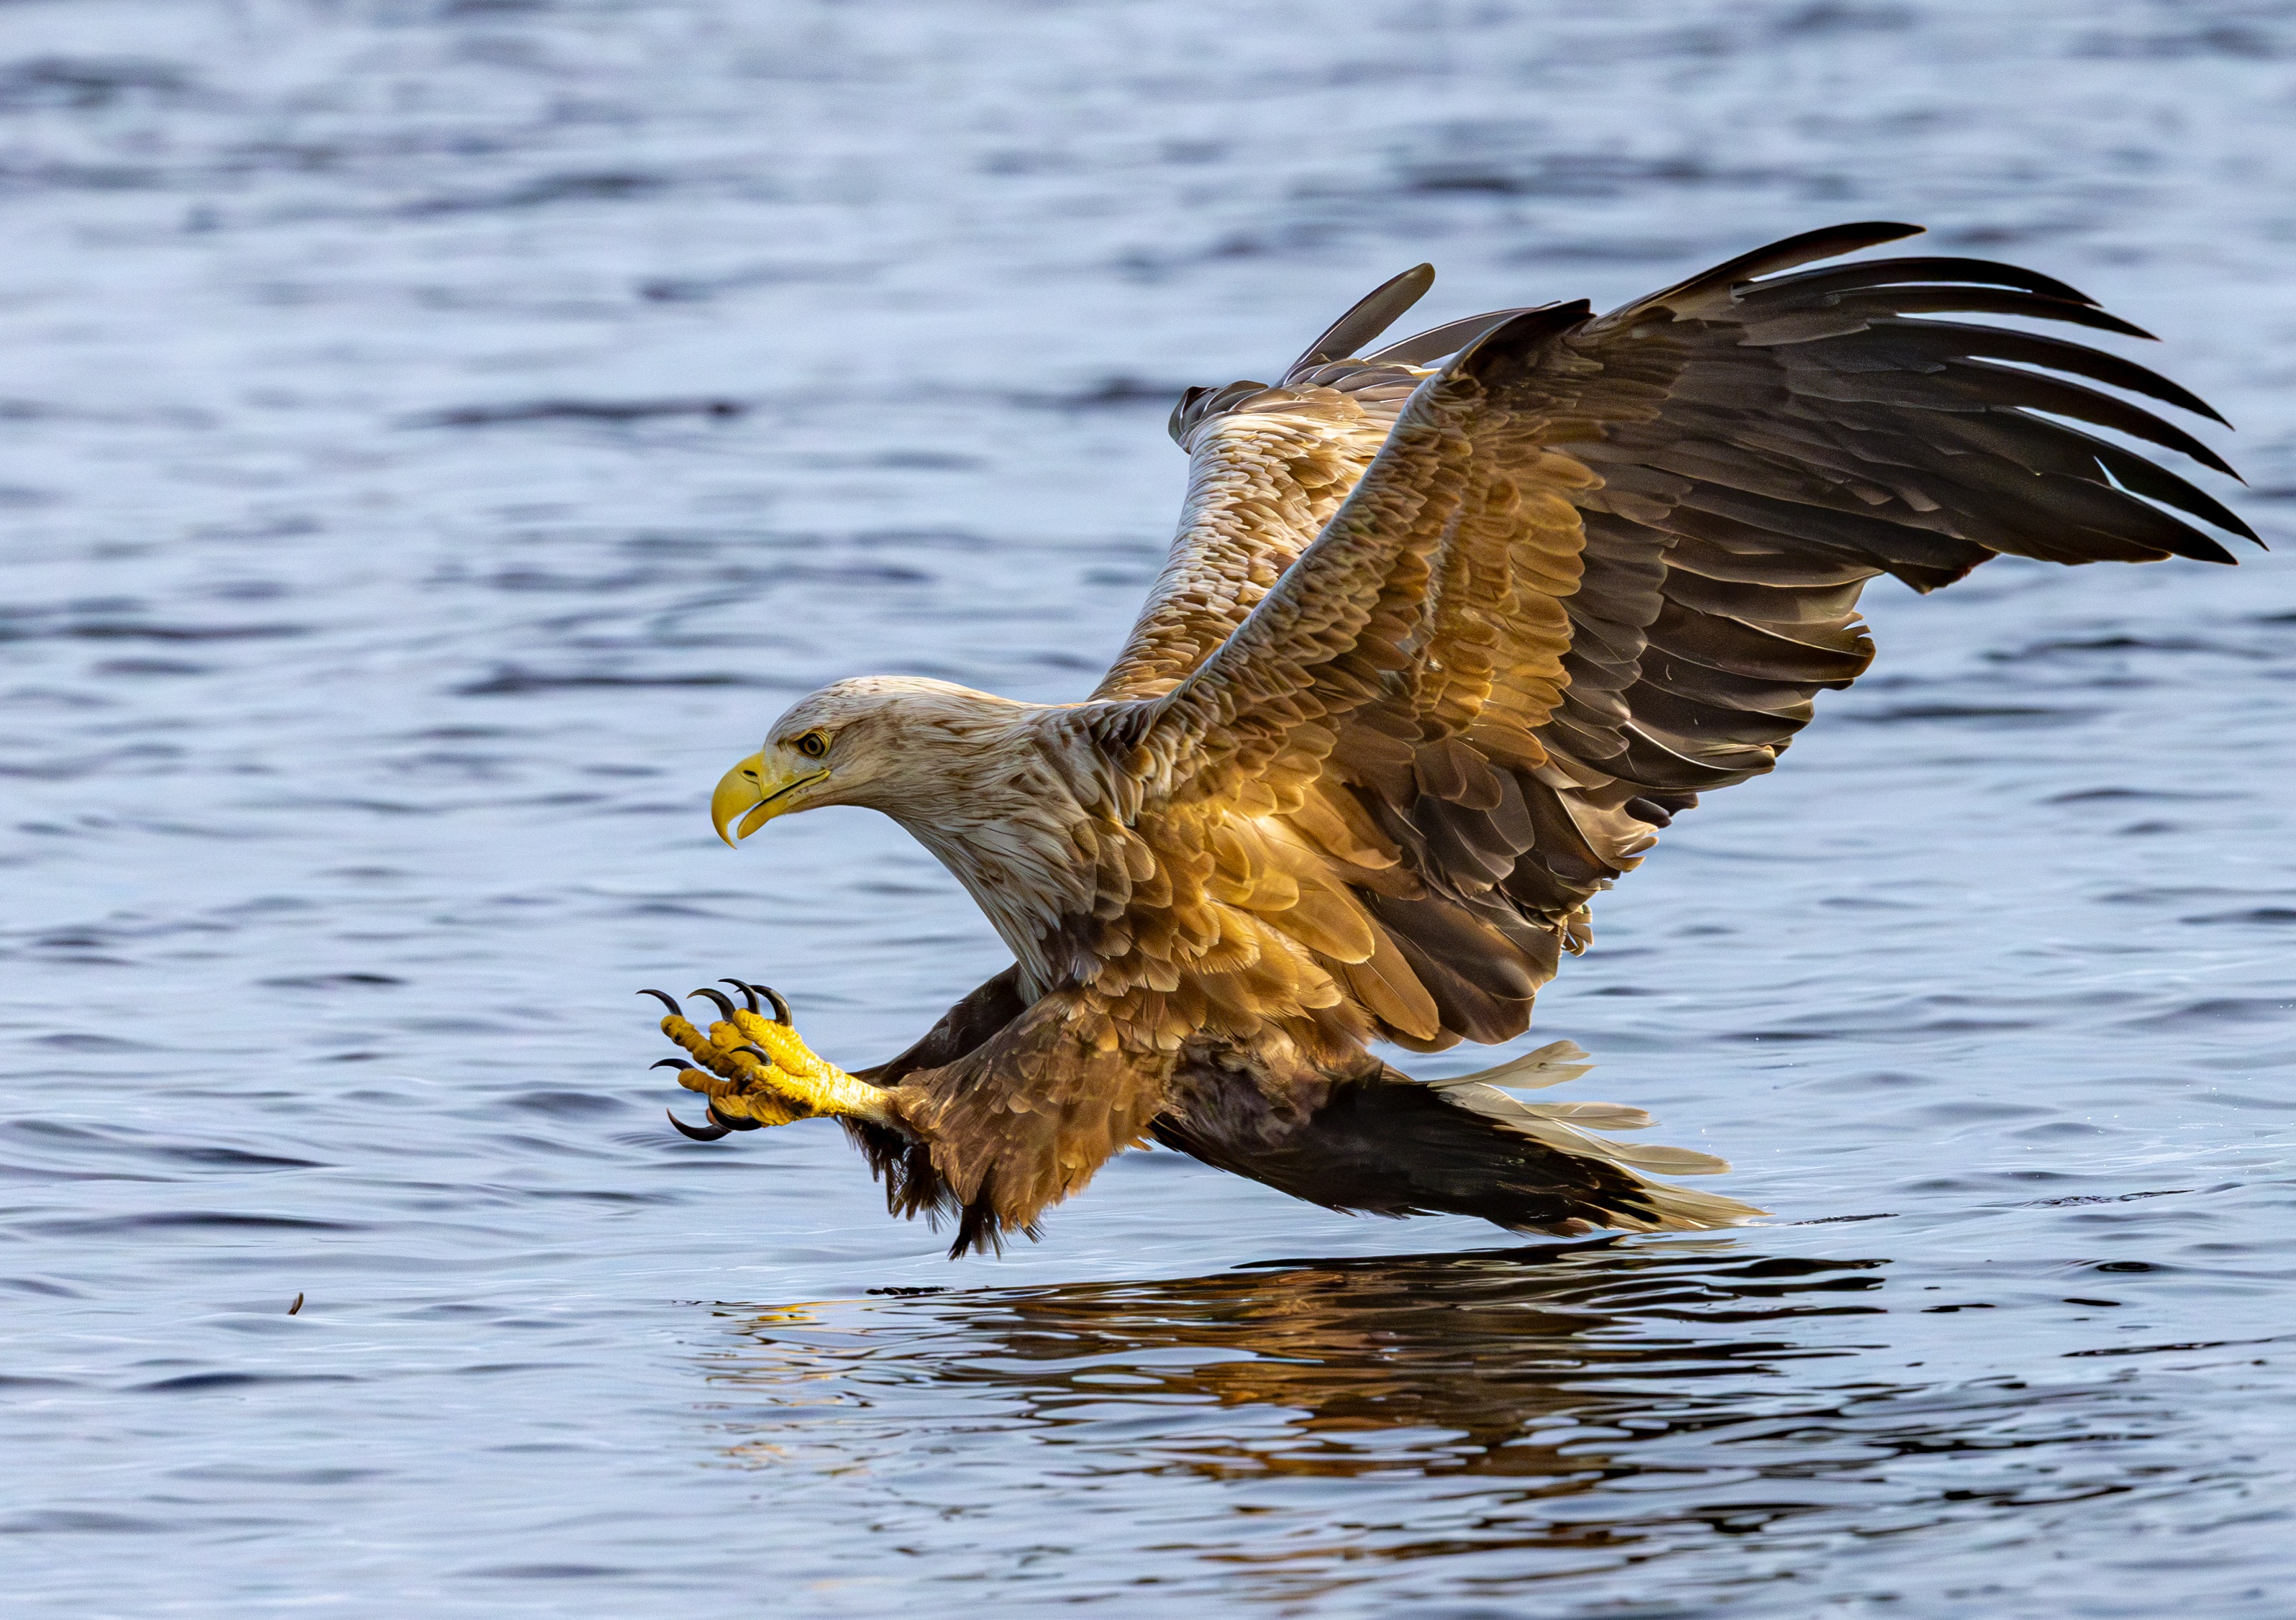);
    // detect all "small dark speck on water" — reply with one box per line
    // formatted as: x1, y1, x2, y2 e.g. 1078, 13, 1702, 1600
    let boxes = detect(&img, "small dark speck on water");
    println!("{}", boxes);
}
1, 2, 2292, 1617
